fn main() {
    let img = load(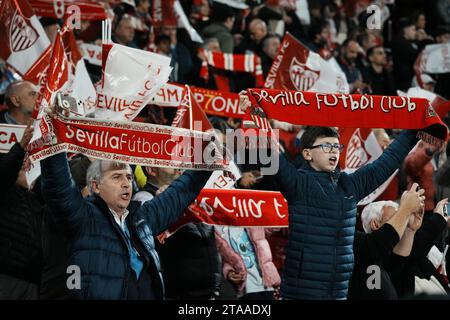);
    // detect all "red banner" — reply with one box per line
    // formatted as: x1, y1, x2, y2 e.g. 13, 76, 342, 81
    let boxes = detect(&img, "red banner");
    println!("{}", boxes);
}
28, 116, 228, 171
246, 89, 448, 144
159, 189, 288, 240
29, 0, 107, 21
